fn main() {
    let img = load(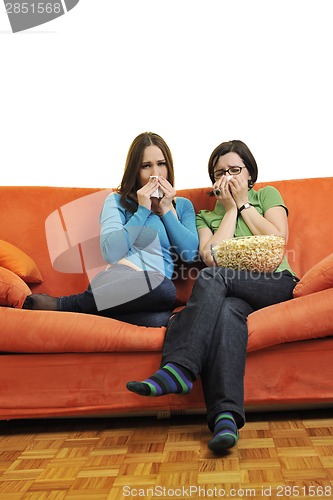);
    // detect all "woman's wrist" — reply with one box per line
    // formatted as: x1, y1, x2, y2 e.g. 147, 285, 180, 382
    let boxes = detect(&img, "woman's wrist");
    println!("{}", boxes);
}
160, 205, 177, 221
237, 202, 253, 215
236, 199, 250, 209
225, 206, 238, 215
